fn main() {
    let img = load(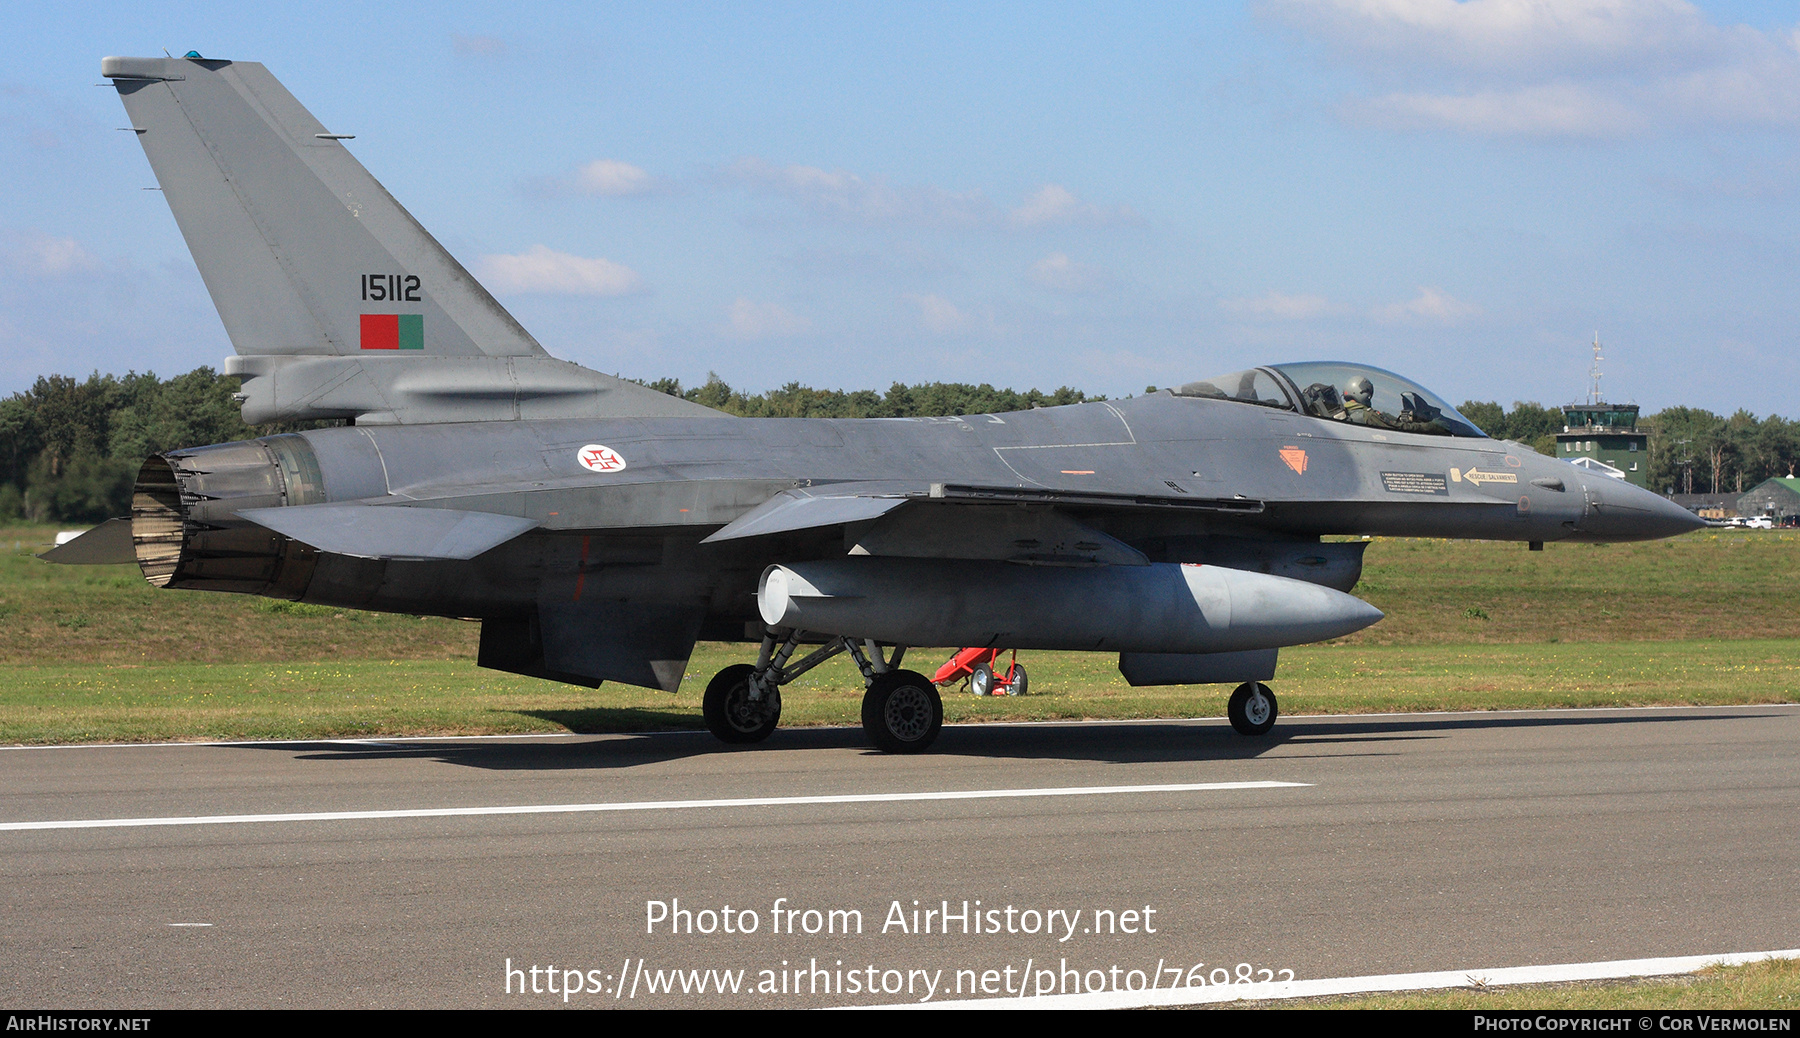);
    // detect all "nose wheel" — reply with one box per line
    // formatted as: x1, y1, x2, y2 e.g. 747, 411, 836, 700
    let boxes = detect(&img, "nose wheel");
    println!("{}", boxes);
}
1227, 681, 1278, 736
